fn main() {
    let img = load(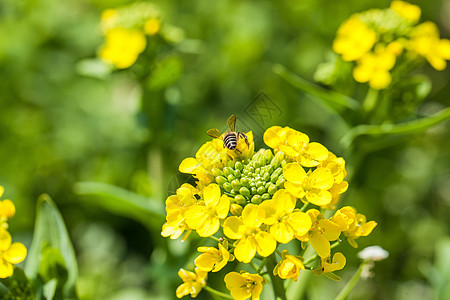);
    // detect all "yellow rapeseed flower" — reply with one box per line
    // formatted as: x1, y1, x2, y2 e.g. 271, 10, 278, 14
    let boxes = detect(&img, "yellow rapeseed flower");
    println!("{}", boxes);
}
258, 190, 311, 244
176, 268, 207, 298
332, 206, 377, 248
390, 1, 421, 23
273, 250, 305, 281
161, 184, 198, 240
0, 187, 15, 228
145, 18, 161, 35
317, 252, 346, 274
332, 15, 377, 61
283, 163, 334, 206
223, 204, 276, 263
0, 229, 27, 278
185, 184, 230, 237
353, 46, 396, 89
296, 209, 341, 258
99, 27, 147, 69
224, 271, 264, 300
194, 241, 233, 272
264, 126, 328, 167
